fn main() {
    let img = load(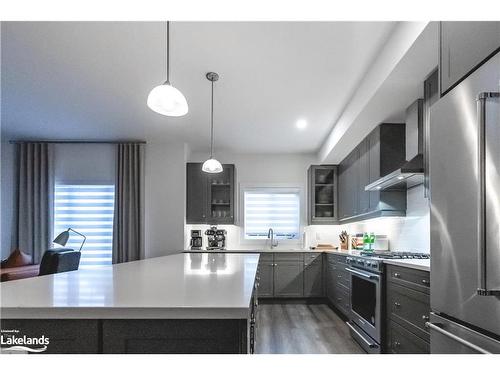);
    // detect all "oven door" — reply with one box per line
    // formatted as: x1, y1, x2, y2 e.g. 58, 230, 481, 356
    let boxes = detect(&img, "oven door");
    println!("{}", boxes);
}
346, 267, 382, 343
